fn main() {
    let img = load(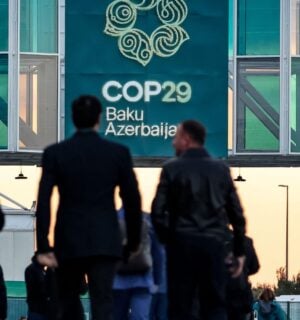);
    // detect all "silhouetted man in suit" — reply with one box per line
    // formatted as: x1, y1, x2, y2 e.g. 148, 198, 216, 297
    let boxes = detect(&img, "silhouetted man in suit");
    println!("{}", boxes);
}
152, 120, 246, 320
36, 95, 142, 320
